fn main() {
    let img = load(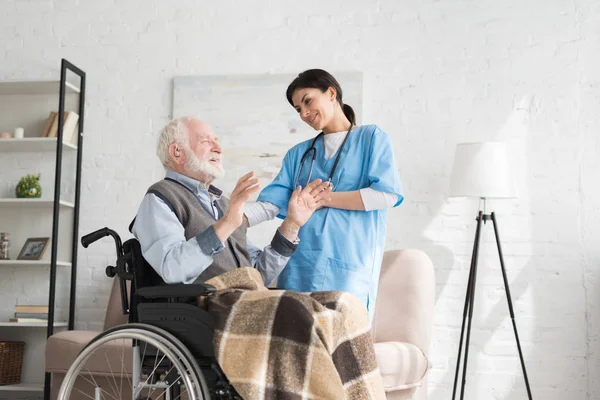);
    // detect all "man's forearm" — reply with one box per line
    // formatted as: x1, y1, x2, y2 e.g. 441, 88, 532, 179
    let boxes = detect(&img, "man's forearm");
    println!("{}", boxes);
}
213, 217, 238, 243
279, 218, 300, 243
248, 226, 299, 287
